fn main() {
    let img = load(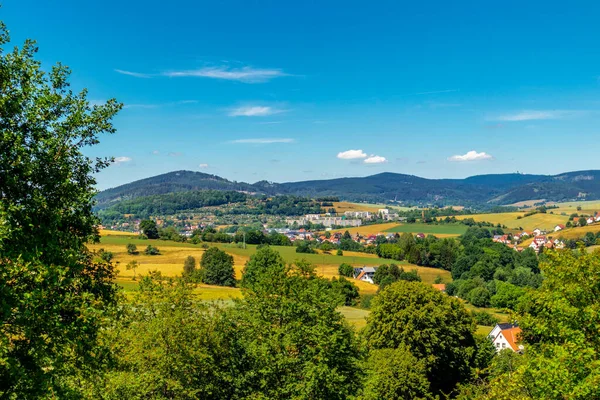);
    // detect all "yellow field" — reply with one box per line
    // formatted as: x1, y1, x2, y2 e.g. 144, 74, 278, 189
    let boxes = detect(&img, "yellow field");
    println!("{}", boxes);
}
99, 229, 136, 236
332, 201, 383, 213
548, 200, 600, 216
328, 222, 401, 236
554, 224, 600, 240
93, 234, 451, 296
456, 212, 569, 231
